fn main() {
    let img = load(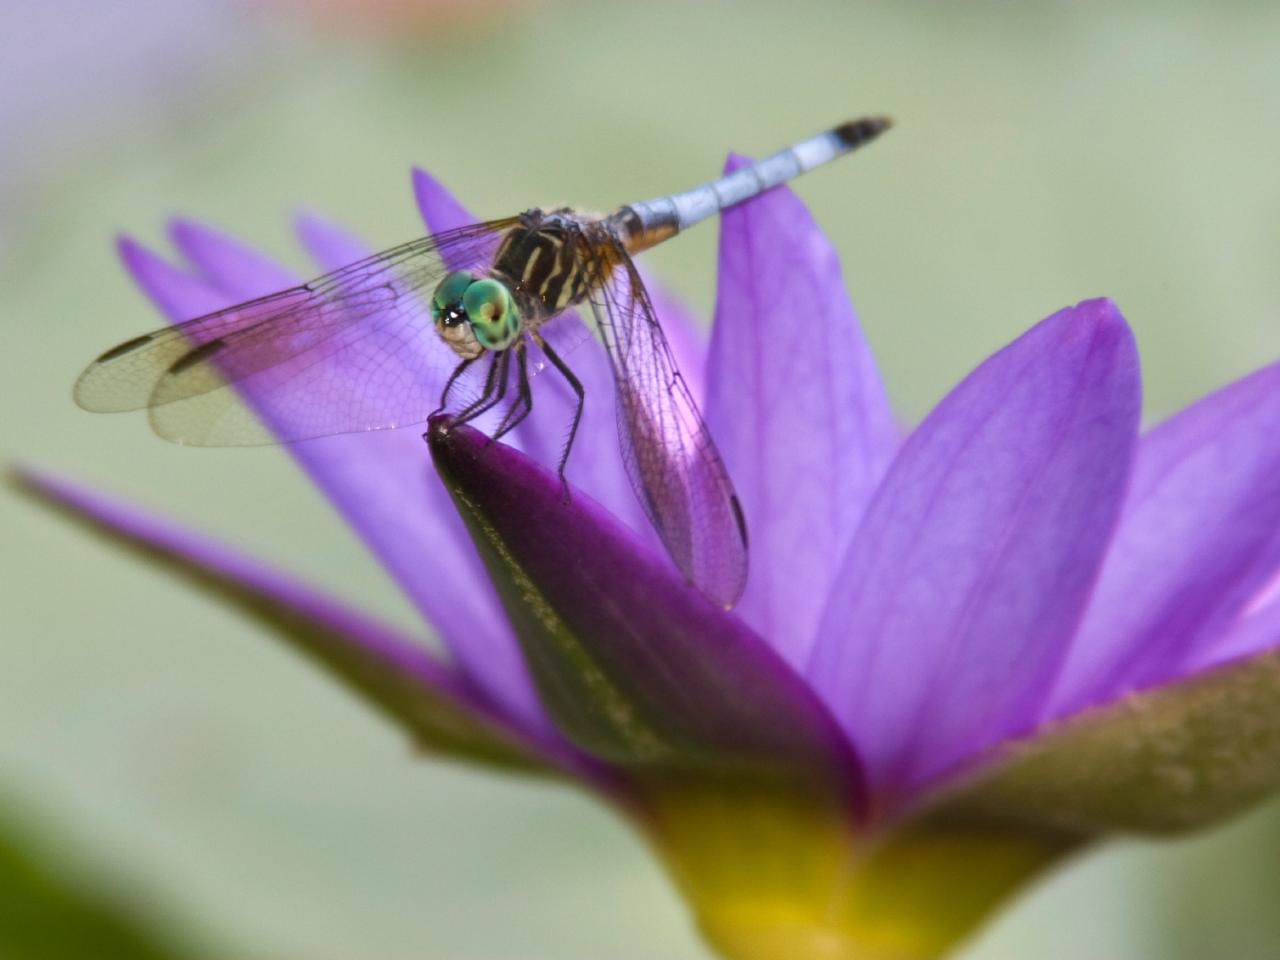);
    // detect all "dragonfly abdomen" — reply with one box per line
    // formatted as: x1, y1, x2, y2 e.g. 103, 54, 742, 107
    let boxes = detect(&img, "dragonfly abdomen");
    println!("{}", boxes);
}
617, 115, 892, 254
